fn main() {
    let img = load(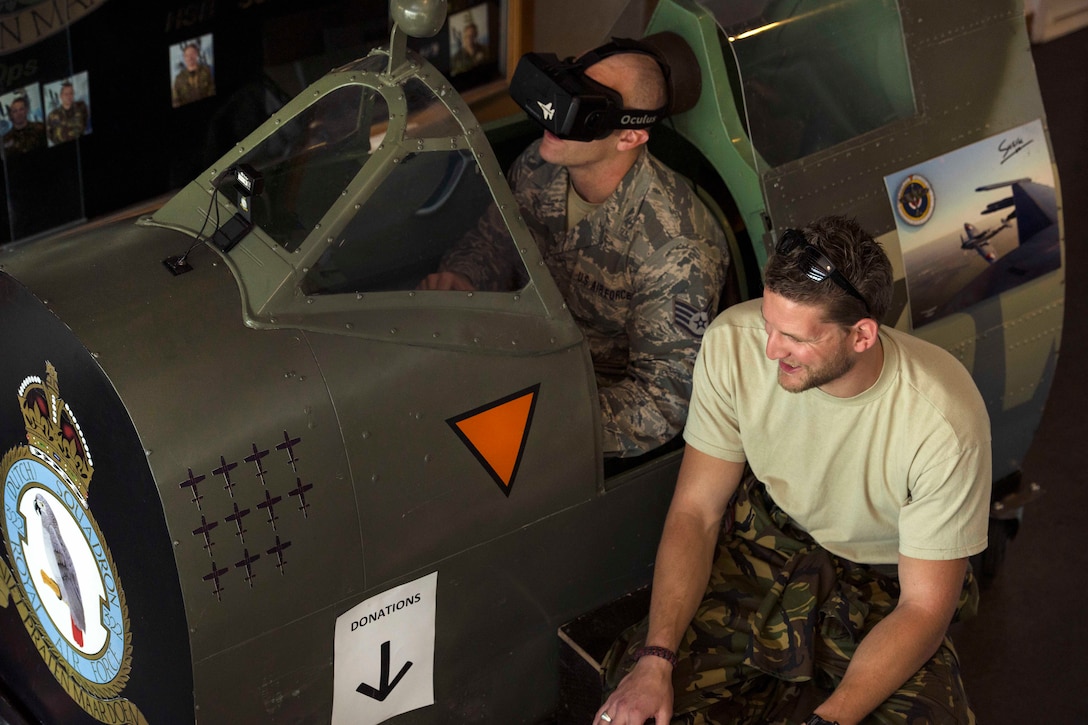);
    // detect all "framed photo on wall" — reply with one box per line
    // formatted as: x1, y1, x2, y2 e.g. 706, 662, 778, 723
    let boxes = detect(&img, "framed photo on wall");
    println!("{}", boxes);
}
408, 0, 529, 89
43, 72, 92, 147
0, 84, 46, 157
169, 34, 217, 108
